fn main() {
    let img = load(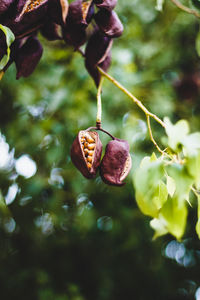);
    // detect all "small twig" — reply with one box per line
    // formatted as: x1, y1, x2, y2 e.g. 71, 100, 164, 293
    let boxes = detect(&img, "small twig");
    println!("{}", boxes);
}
170, 0, 200, 18
86, 126, 115, 140
96, 77, 104, 124
146, 115, 165, 154
97, 66, 166, 128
